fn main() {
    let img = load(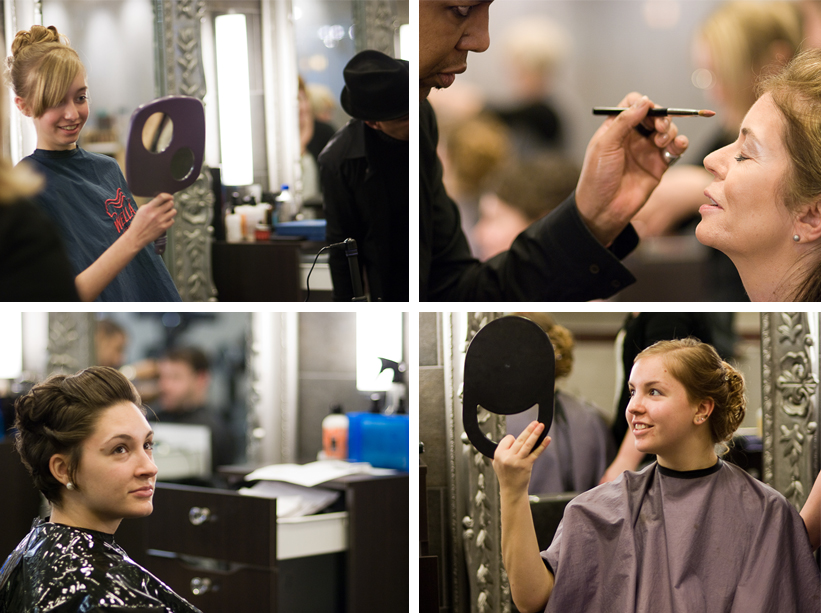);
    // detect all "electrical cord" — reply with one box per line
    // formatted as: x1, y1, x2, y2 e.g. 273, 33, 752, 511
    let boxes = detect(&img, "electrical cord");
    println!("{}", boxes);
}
304, 241, 347, 302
